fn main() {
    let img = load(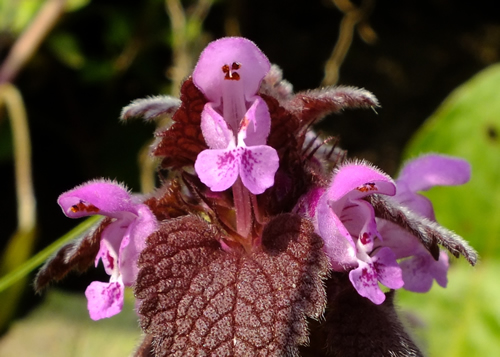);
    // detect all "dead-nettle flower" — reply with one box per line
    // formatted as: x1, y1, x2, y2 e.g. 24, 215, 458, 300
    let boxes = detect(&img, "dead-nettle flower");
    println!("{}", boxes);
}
193, 37, 279, 194
297, 155, 472, 304
300, 162, 404, 304
57, 180, 157, 320
378, 154, 471, 292
36, 36, 478, 356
